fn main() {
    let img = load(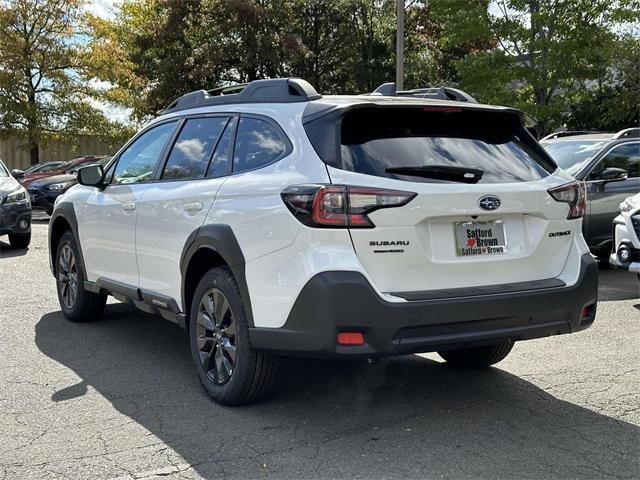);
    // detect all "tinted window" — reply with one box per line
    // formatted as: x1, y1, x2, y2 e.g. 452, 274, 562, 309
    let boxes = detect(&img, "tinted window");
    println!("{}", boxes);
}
587, 143, 640, 180
338, 108, 552, 184
37, 162, 65, 173
207, 117, 235, 178
113, 122, 177, 184
543, 140, 609, 176
233, 117, 287, 173
162, 117, 229, 180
